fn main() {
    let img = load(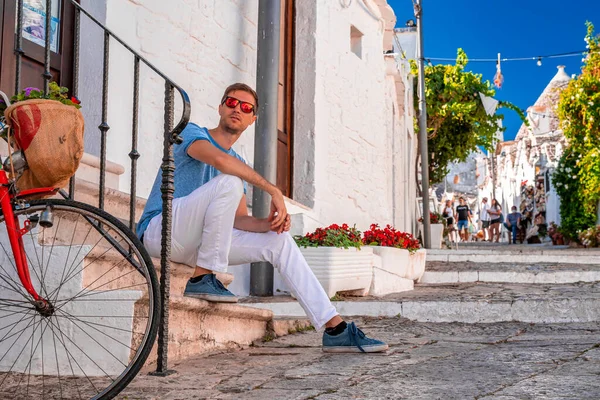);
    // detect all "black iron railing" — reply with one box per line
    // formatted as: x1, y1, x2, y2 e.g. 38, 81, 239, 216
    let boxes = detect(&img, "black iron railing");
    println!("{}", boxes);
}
13, 0, 191, 375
